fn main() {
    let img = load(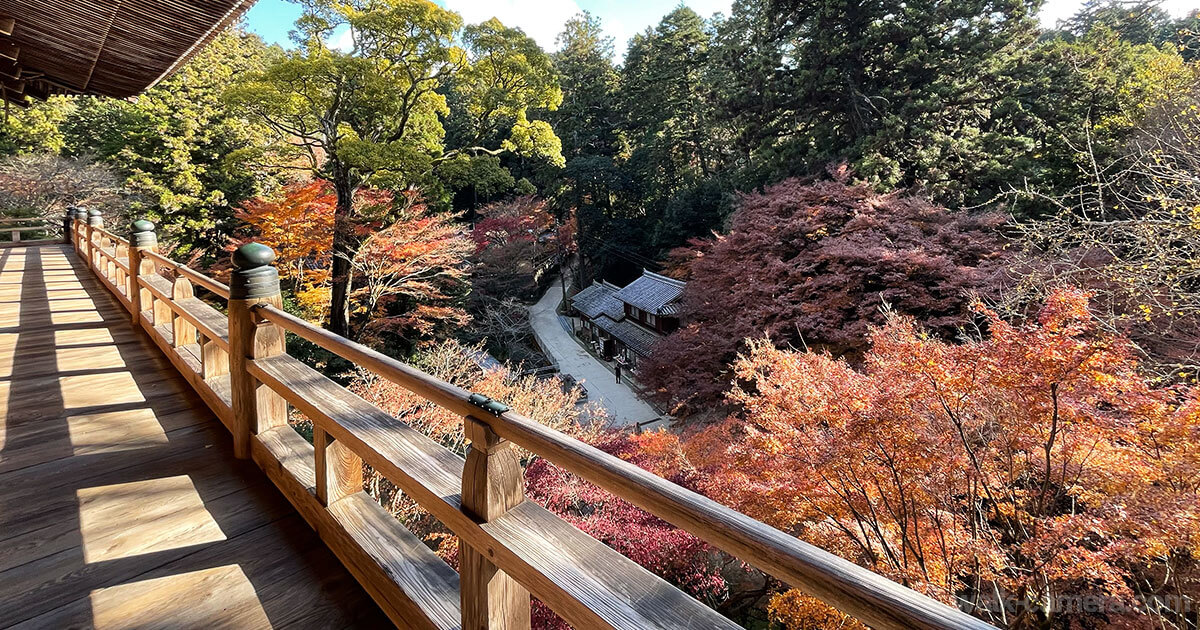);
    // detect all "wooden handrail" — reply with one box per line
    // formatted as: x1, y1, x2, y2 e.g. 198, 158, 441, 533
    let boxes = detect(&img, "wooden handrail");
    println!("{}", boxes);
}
91, 225, 130, 246
253, 303, 994, 630
142, 249, 231, 299
0, 216, 54, 244
61, 223, 998, 630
